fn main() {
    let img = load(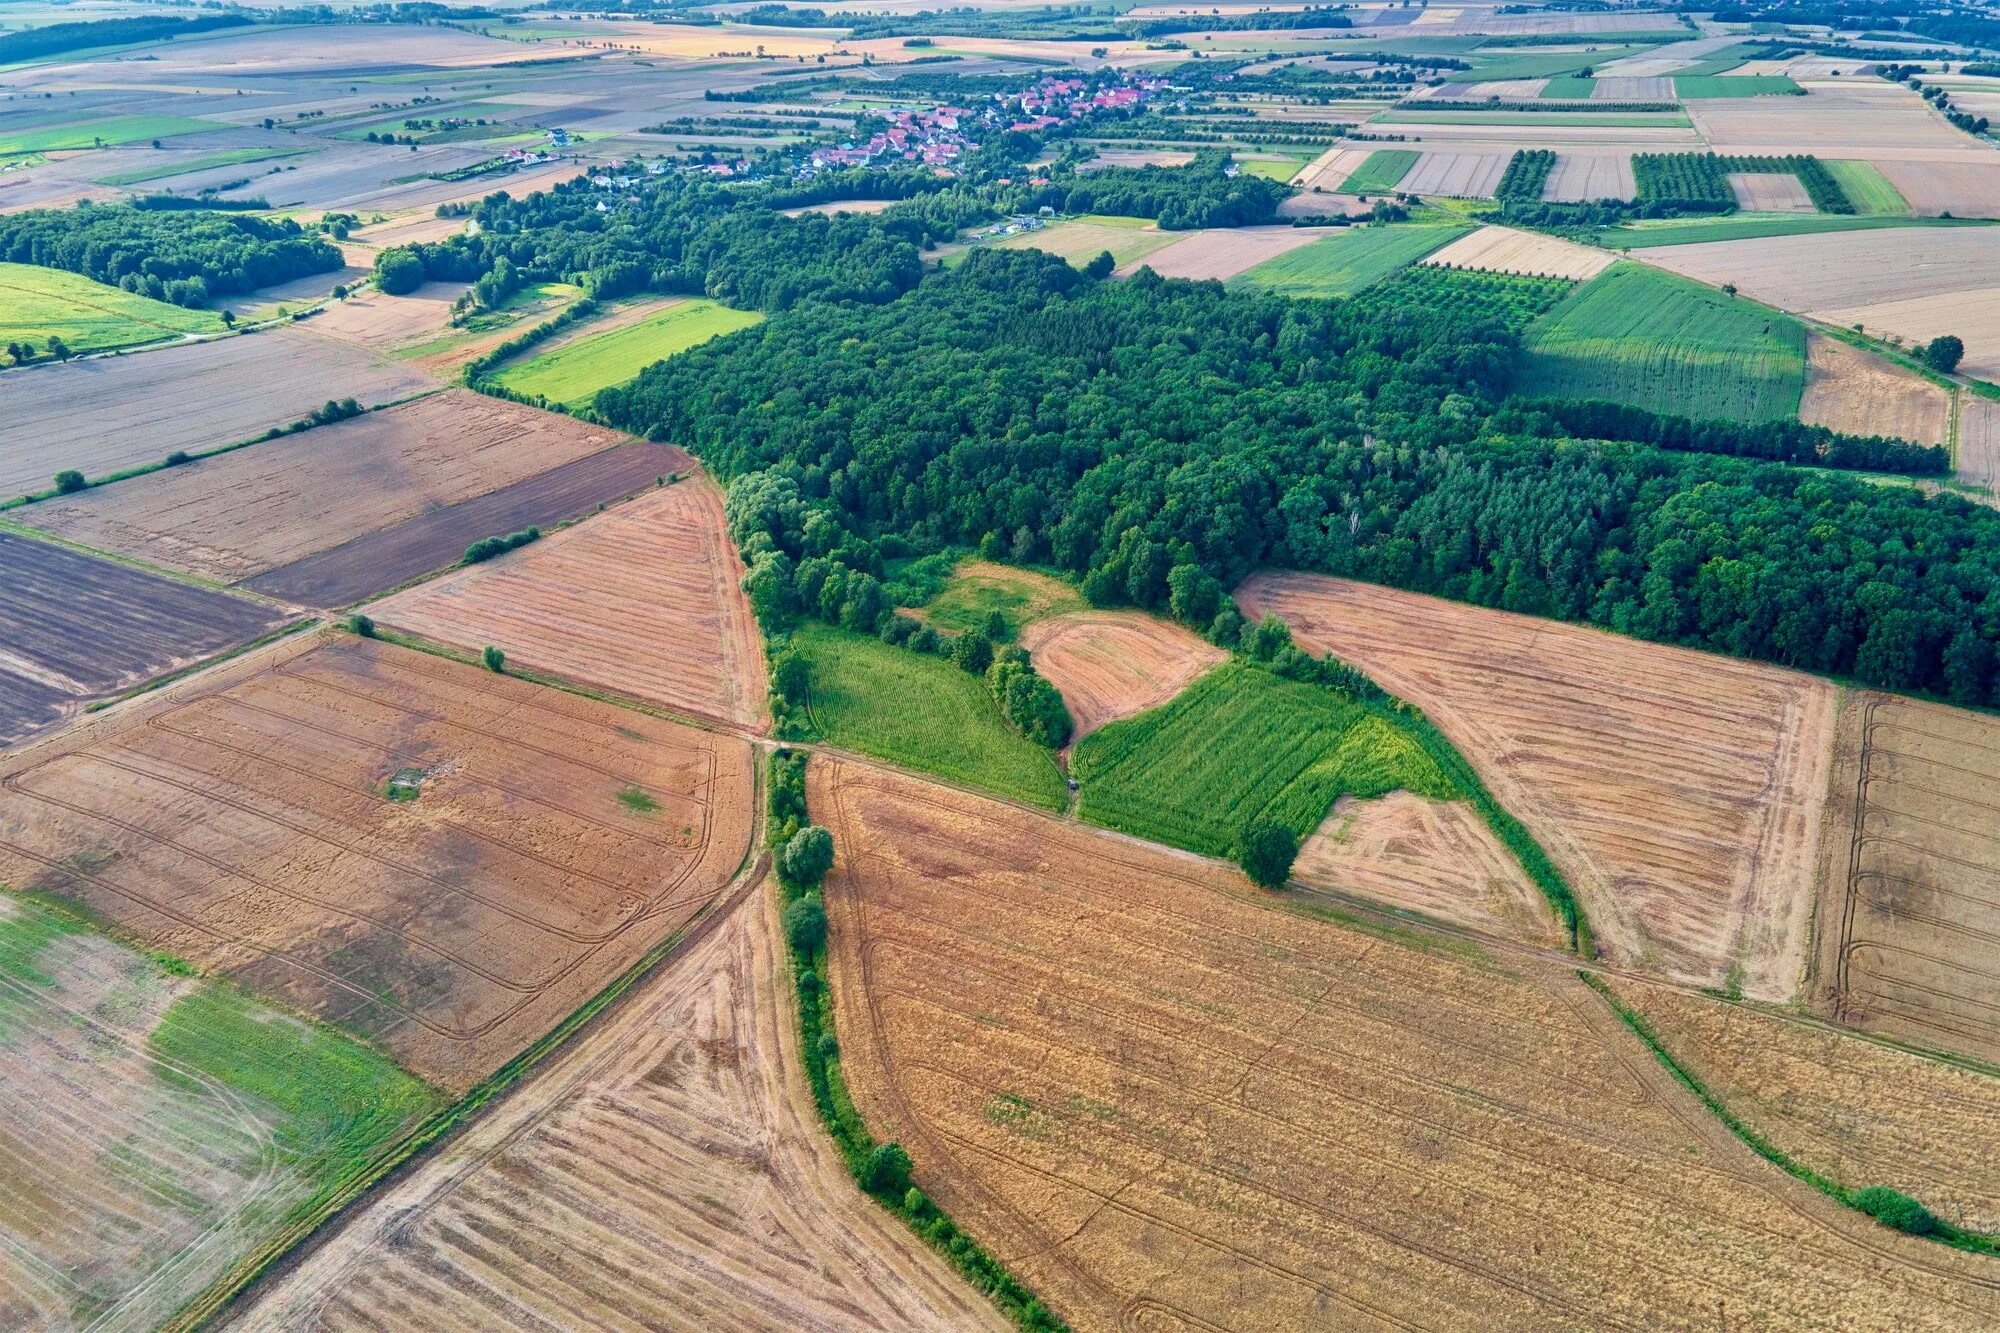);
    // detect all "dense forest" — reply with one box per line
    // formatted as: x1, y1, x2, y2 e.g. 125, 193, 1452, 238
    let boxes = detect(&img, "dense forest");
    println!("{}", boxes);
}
0, 13, 250, 62
0, 204, 340, 305
597, 246, 2000, 706
1031, 151, 1290, 229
